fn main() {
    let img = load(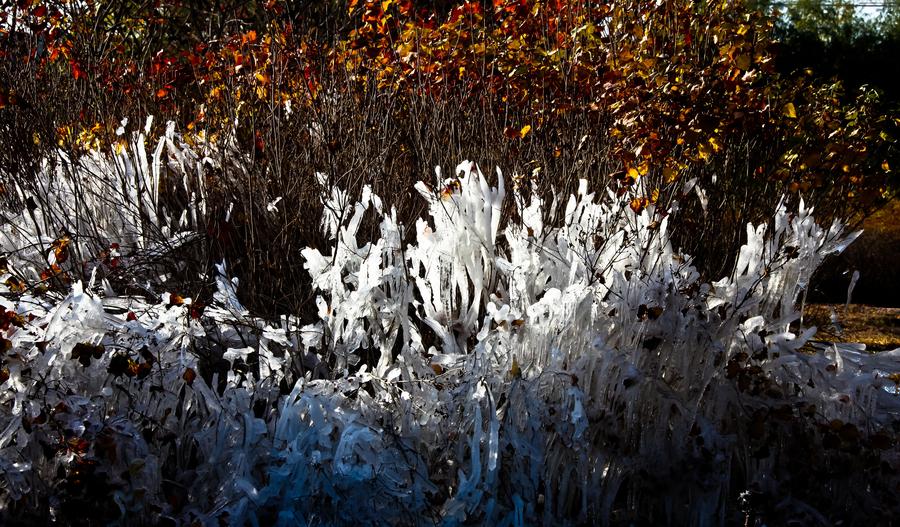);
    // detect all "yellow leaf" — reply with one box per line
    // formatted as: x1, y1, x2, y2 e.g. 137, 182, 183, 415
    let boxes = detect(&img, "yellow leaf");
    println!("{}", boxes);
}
698, 142, 712, 161
782, 102, 797, 119
509, 357, 522, 379
519, 124, 532, 139
396, 41, 413, 57
882, 160, 891, 172
663, 165, 677, 183
627, 166, 640, 180
734, 54, 751, 70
